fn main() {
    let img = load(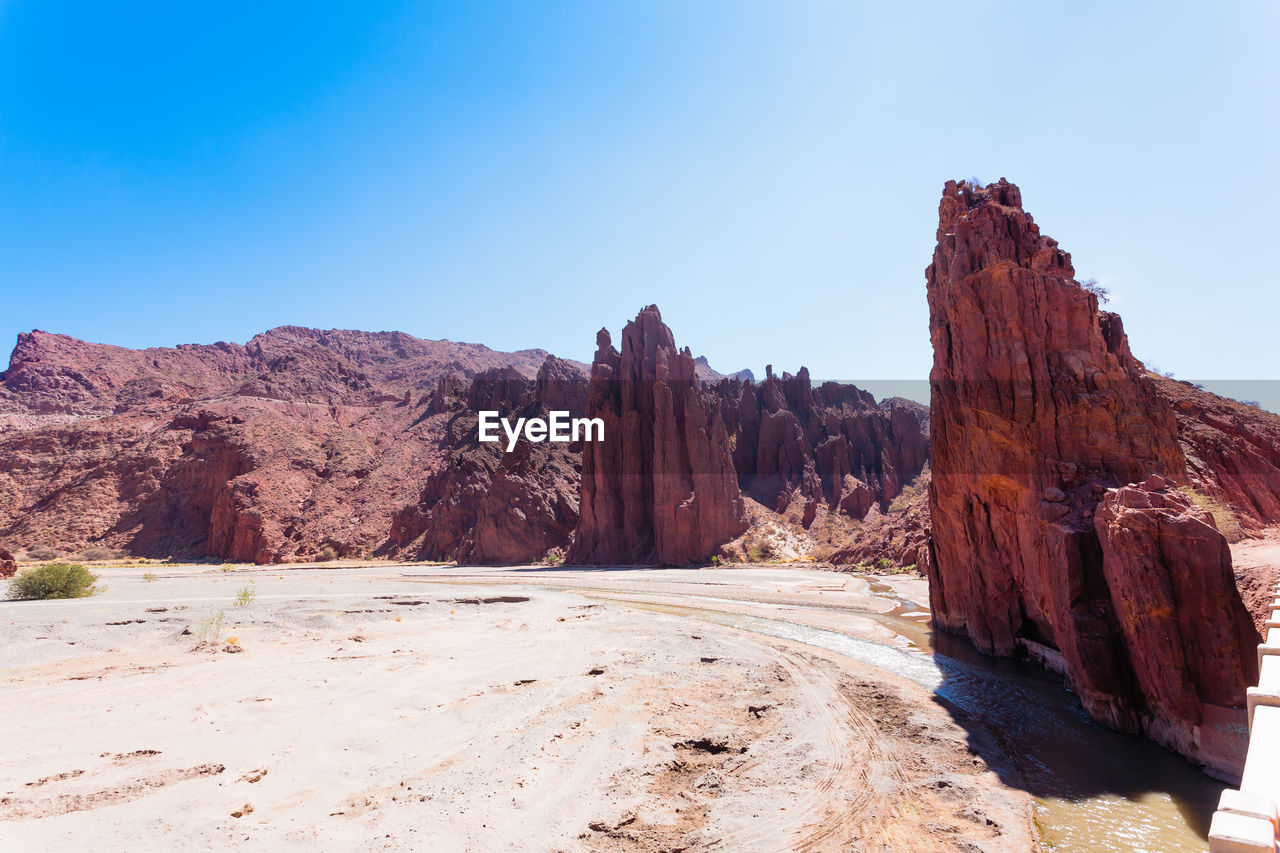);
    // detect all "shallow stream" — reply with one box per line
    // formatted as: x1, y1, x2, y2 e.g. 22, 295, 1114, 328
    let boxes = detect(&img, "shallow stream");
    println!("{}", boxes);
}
619, 590, 1222, 852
